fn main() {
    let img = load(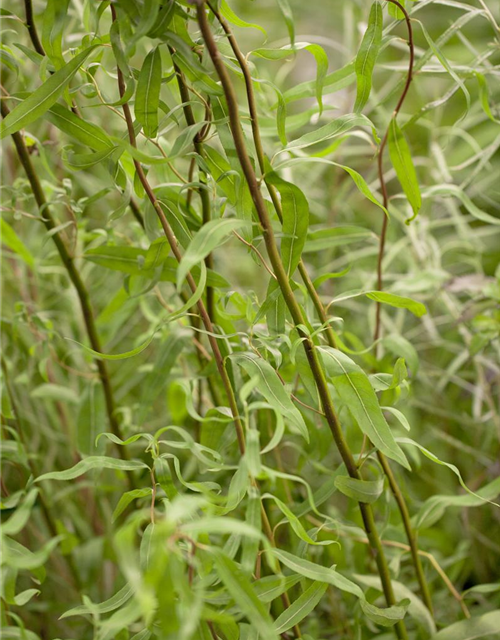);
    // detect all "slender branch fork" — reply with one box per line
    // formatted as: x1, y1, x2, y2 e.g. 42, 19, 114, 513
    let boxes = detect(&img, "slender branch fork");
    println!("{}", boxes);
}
205, 0, 432, 621
194, 3, 409, 638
